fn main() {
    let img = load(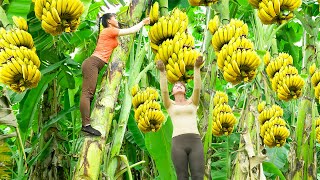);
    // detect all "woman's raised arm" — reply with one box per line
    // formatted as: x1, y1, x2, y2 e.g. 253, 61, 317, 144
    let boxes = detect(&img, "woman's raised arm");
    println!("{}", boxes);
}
156, 60, 172, 109
191, 56, 204, 106
118, 18, 150, 36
